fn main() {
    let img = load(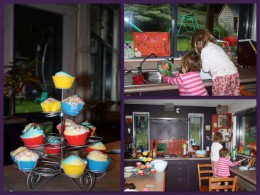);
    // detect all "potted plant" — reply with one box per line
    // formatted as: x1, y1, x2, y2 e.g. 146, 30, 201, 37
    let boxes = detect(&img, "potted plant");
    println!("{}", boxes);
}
4, 60, 42, 117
